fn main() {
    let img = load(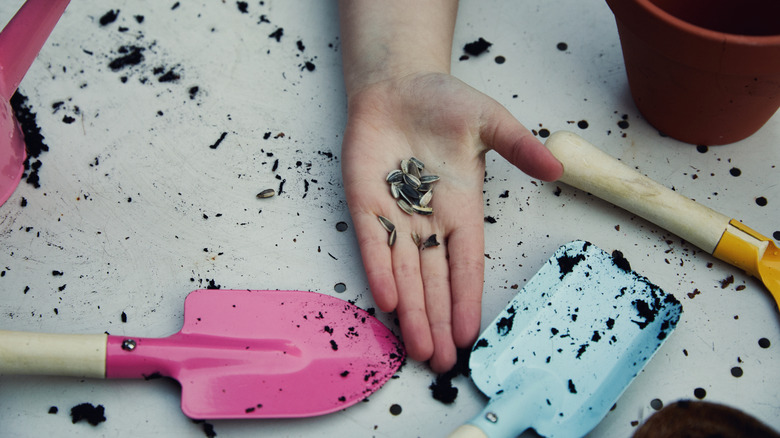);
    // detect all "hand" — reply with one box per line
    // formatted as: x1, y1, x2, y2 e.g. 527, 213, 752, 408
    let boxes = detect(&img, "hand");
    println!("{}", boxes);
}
341, 72, 562, 372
